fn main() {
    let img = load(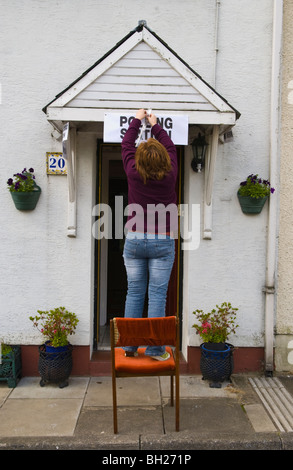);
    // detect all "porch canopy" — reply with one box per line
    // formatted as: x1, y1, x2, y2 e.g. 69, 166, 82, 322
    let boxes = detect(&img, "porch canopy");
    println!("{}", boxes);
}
43, 21, 240, 237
